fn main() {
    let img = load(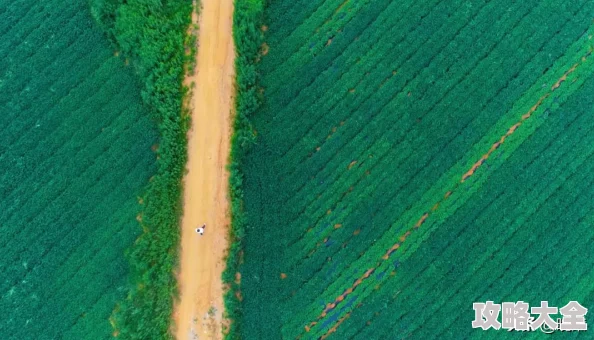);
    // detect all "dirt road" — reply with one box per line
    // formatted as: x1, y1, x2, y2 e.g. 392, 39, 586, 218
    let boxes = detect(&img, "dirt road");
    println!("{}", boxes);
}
174, 0, 235, 339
